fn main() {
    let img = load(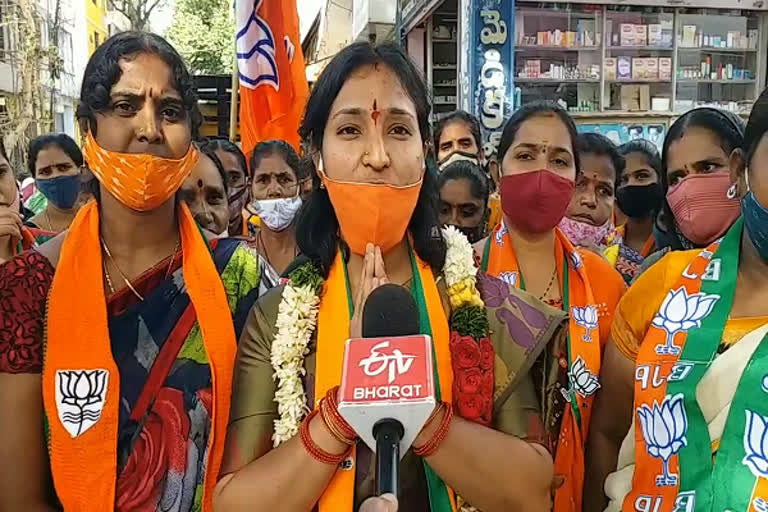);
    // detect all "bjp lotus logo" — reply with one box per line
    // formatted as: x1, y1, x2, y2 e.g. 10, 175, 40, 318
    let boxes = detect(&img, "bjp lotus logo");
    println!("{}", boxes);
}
55, 369, 109, 437
637, 394, 688, 486
236, 0, 278, 89
561, 357, 600, 401
498, 272, 518, 287
743, 410, 768, 479
651, 287, 719, 355
569, 251, 583, 270
571, 305, 598, 342
494, 223, 508, 246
